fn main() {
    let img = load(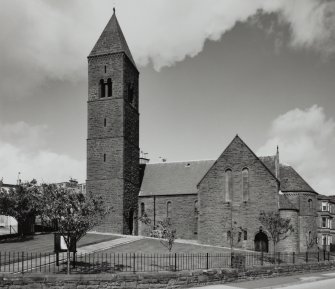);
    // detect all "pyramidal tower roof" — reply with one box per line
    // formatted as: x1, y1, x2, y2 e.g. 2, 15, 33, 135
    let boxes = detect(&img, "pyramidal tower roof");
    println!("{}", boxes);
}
89, 8, 137, 69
